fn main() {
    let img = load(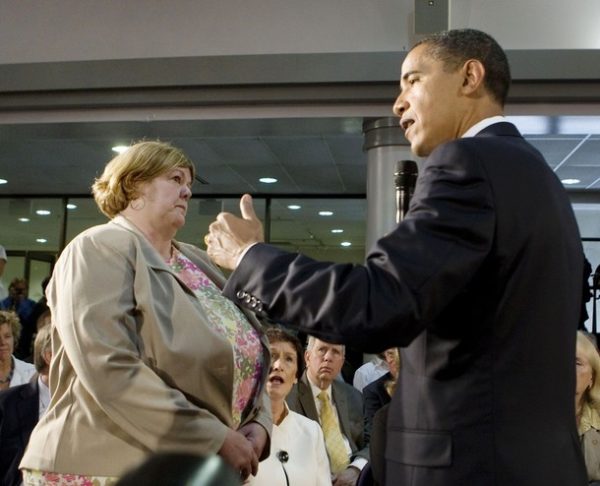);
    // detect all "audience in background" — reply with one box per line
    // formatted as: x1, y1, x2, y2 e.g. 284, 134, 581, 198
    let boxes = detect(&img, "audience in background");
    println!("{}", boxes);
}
576, 331, 600, 484
286, 336, 368, 486
0, 245, 7, 300
0, 278, 36, 361
0, 322, 52, 486
352, 352, 389, 393
20, 141, 272, 485
0, 310, 35, 391
248, 327, 331, 485
363, 348, 400, 446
